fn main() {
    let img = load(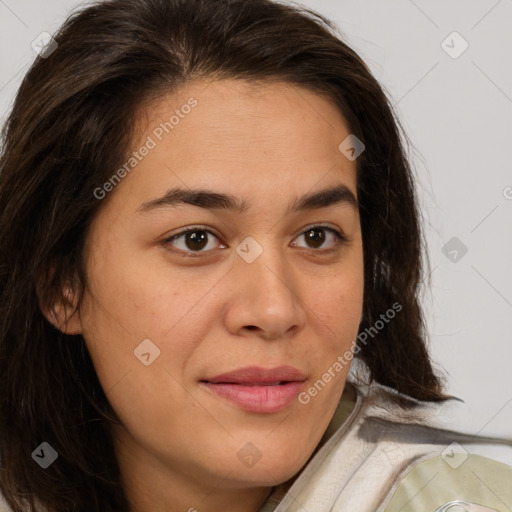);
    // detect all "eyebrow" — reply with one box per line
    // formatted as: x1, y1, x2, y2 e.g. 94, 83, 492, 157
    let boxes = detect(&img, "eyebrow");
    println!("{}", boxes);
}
136, 184, 358, 215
